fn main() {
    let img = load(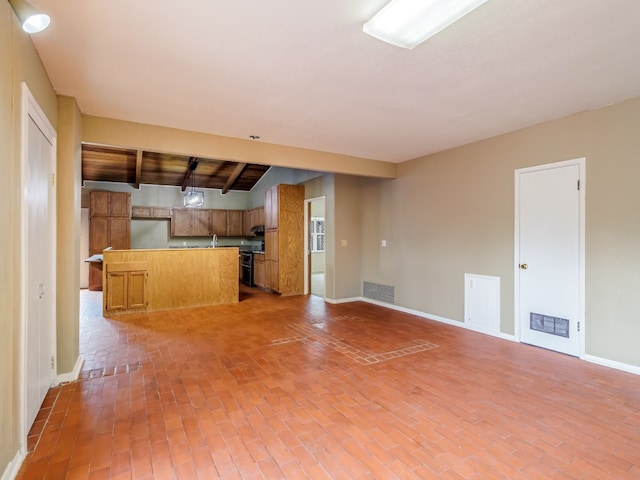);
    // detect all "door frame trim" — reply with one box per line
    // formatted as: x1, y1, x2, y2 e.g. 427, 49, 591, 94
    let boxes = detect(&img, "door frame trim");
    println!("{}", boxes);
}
20, 82, 57, 453
513, 157, 586, 358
